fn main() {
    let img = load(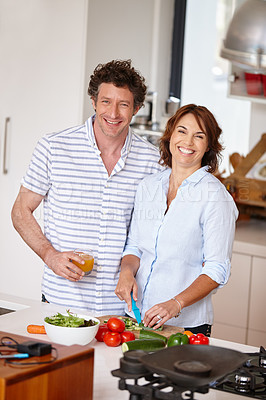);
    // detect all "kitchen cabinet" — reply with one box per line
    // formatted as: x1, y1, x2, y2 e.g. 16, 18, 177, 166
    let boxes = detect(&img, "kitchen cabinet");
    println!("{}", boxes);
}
0, 0, 88, 300
247, 256, 266, 346
212, 252, 251, 344
212, 220, 266, 347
